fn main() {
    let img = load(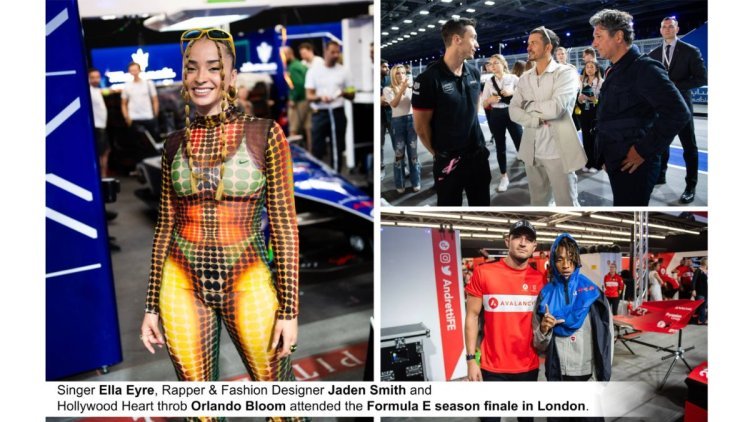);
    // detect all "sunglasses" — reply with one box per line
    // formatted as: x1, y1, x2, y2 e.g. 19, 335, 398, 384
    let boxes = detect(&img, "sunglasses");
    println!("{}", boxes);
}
180, 28, 235, 57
